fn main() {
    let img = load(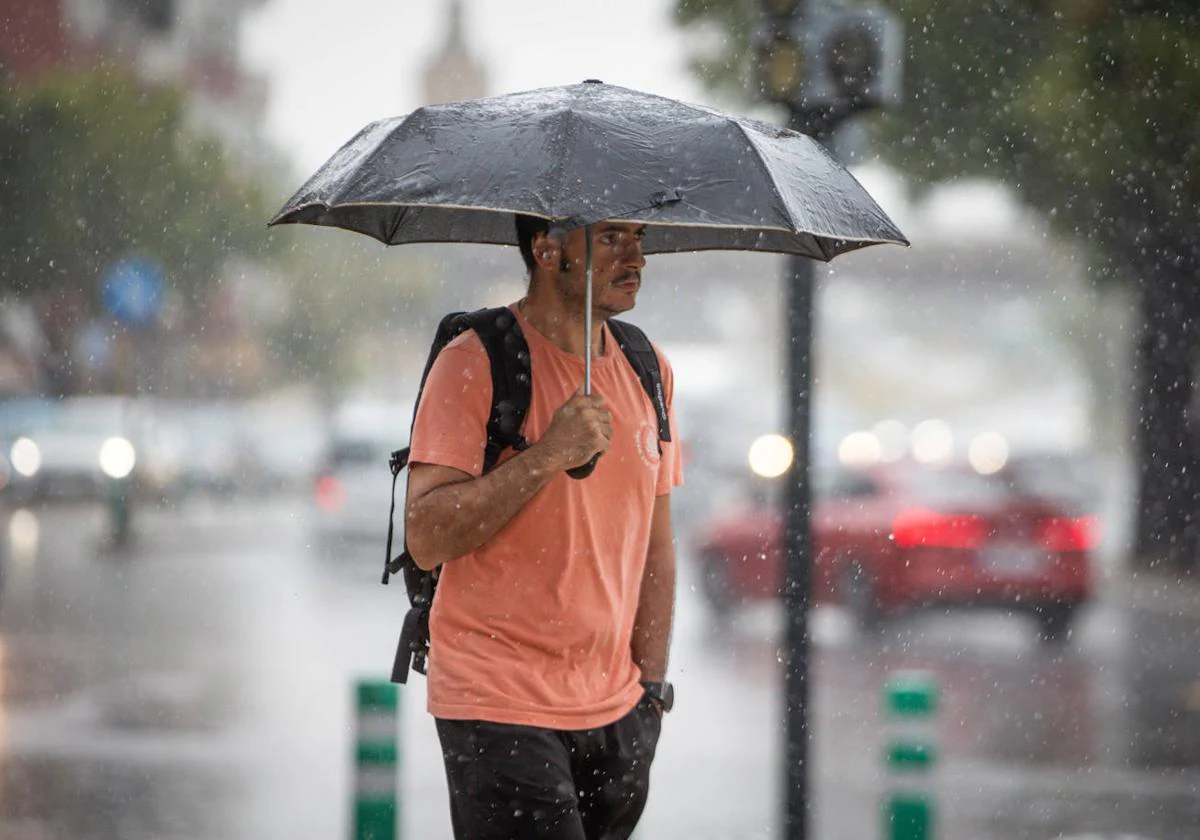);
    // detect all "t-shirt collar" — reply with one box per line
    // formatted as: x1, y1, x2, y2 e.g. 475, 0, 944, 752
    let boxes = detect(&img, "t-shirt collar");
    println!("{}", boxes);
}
511, 301, 613, 361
